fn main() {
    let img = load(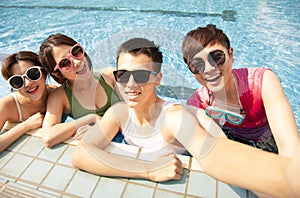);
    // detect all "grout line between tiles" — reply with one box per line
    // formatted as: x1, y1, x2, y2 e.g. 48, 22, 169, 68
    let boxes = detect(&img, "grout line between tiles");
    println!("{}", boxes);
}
216, 180, 219, 198
89, 176, 101, 198
0, 135, 31, 172
183, 156, 192, 197
120, 178, 130, 197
